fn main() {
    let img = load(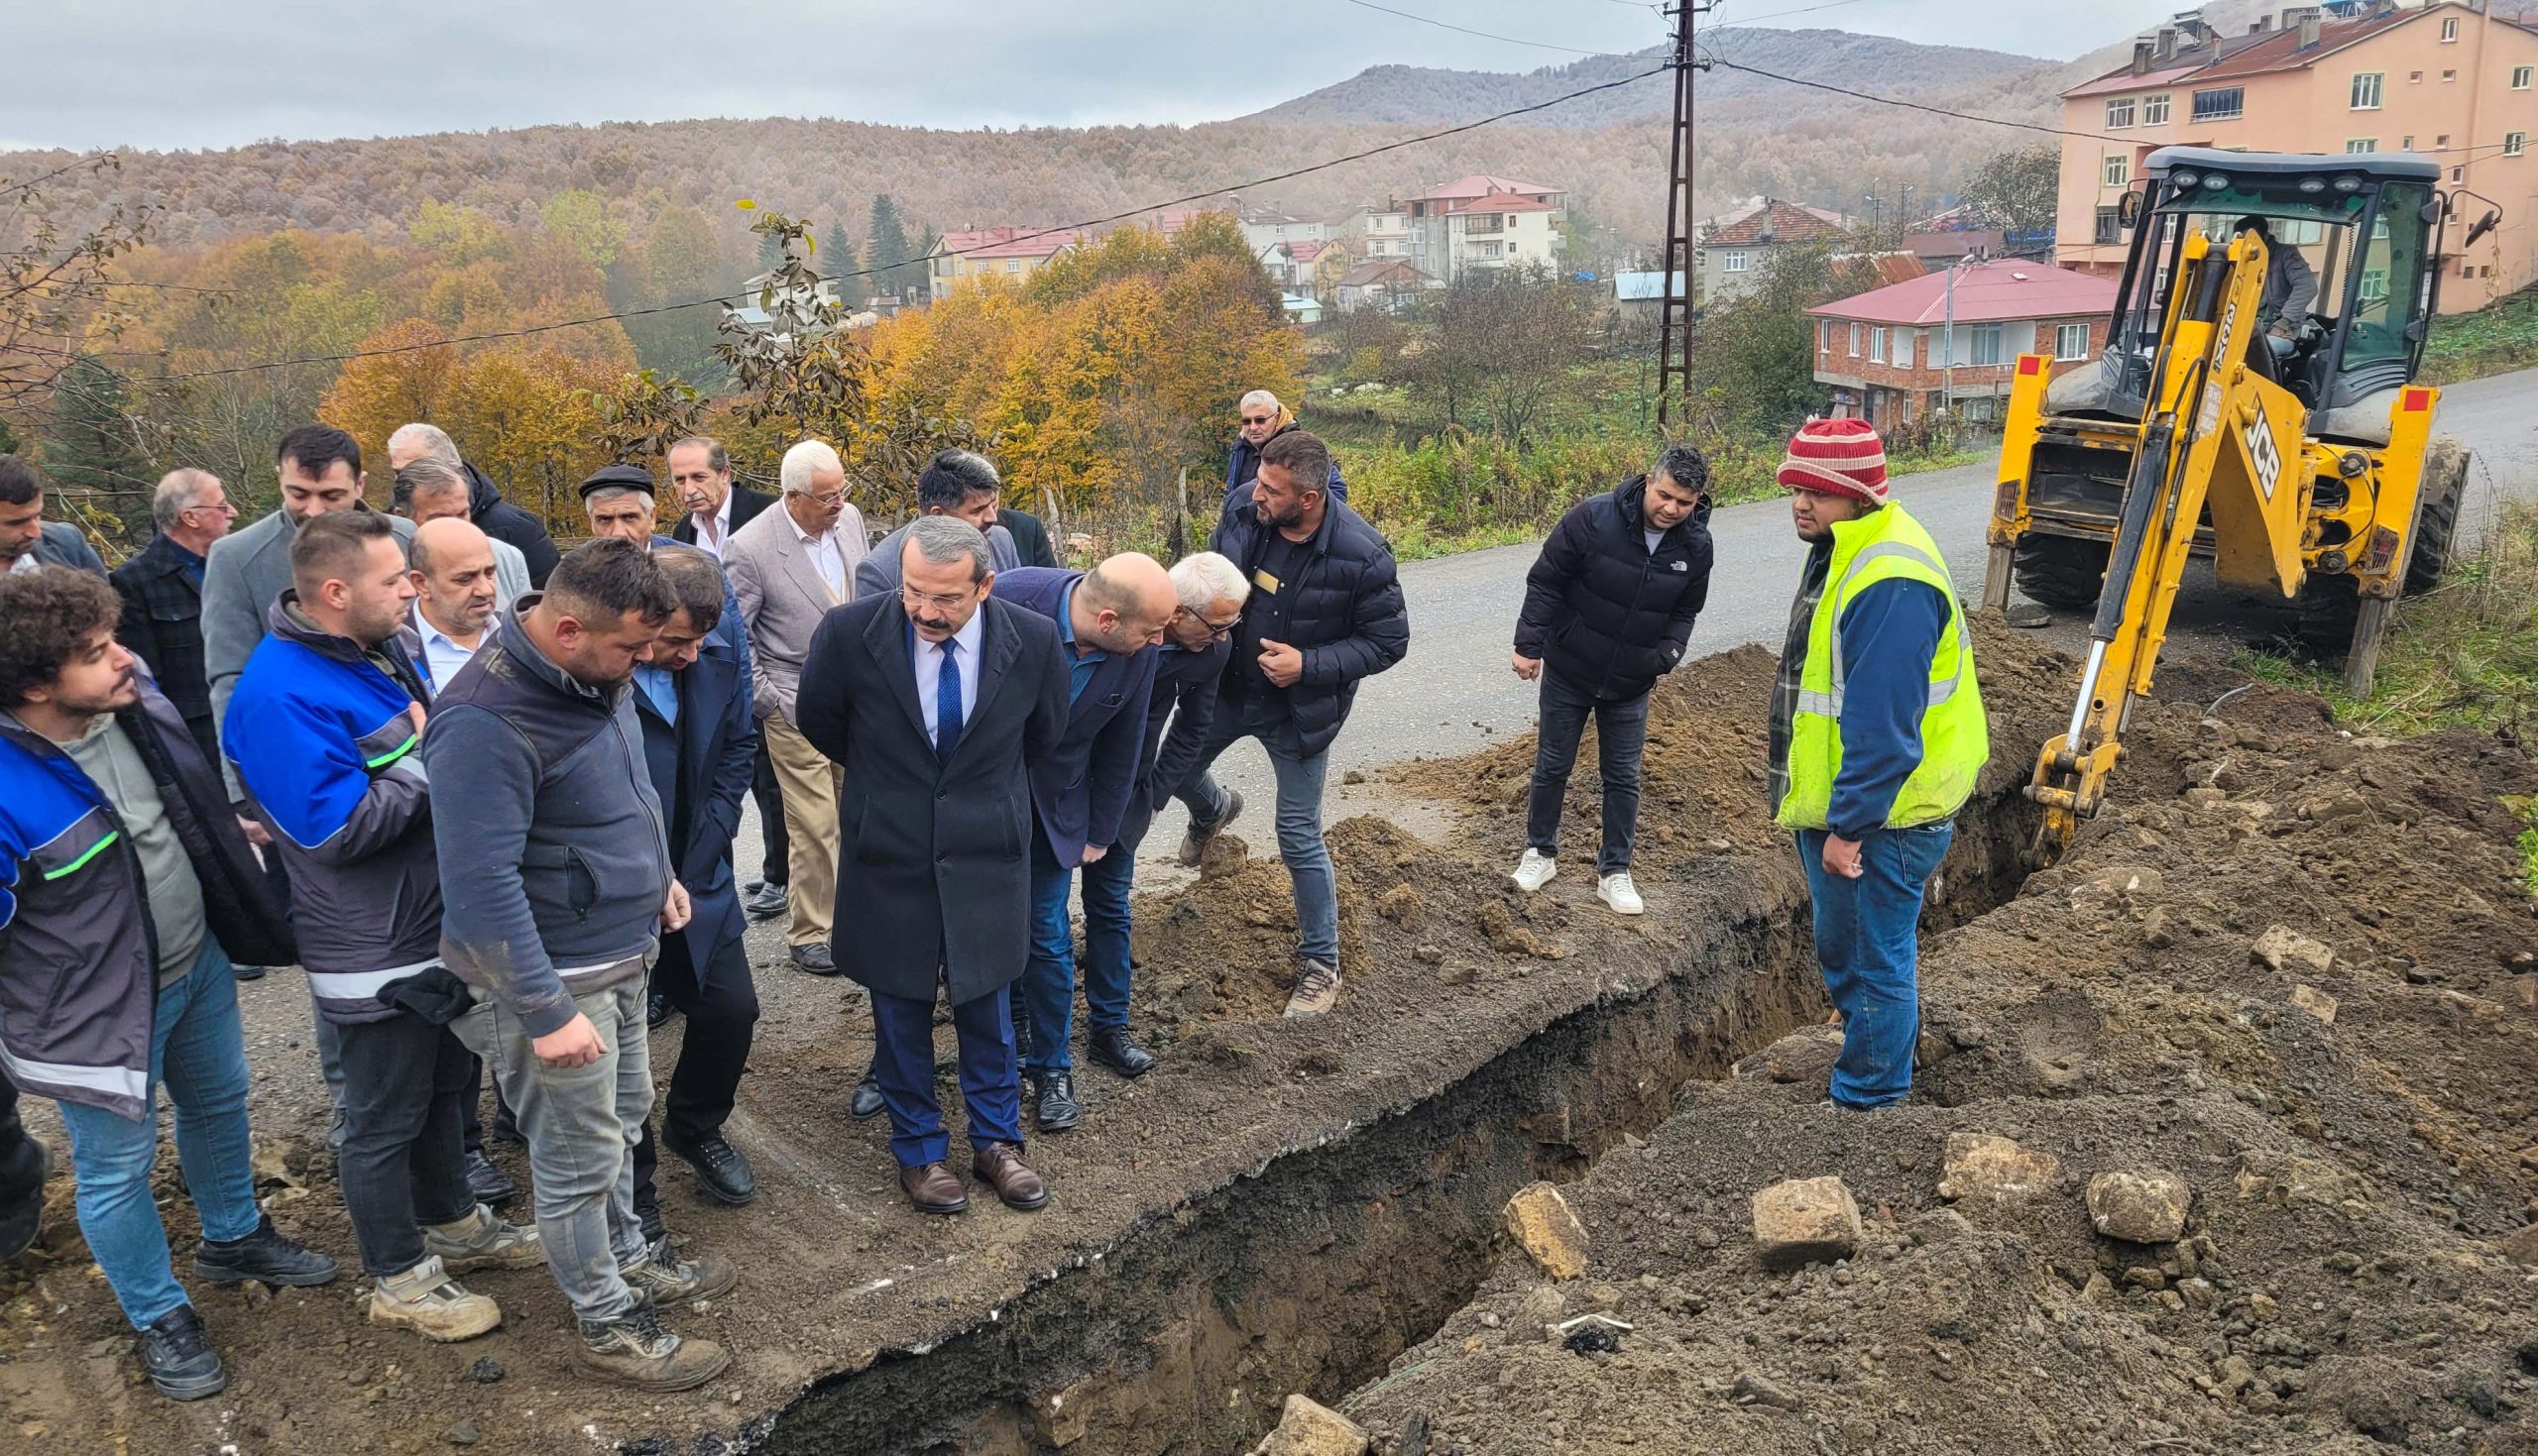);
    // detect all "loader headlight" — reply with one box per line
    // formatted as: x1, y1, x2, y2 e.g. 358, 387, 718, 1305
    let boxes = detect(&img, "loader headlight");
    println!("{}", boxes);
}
2337, 450, 2368, 479
2202, 173, 2232, 191
2169, 168, 2201, 189
2333, 173, 2363, 193
2297, 176, 2327, 194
